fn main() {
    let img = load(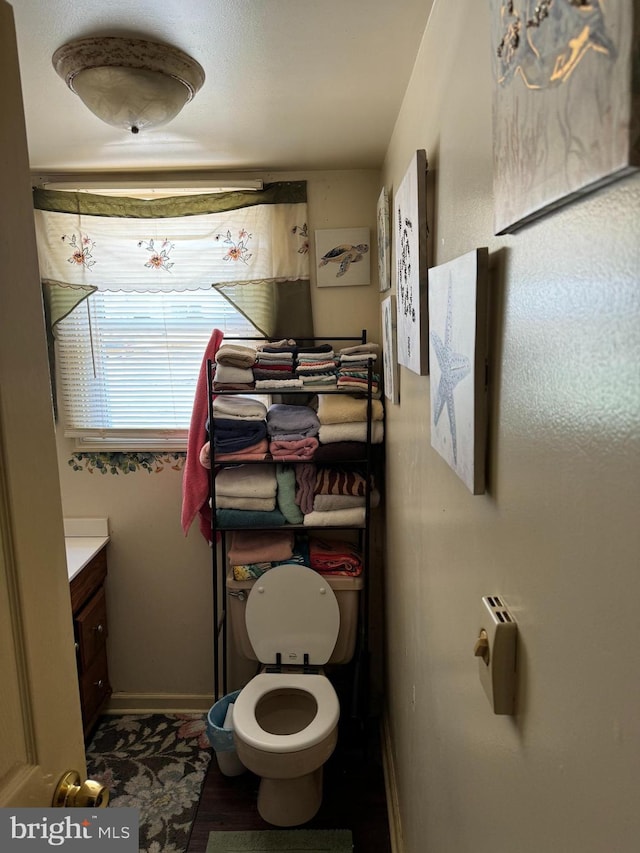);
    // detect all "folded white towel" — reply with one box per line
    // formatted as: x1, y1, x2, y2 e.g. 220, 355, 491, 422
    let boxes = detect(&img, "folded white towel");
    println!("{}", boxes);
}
316, 394, 384, 424
214, 363, 255, 384
339, 352, 377, 362
215, 464, 277, 498
338, 343, 381, 357
303, 507, 366, 527
255, 379, 304, 389
215, 495, 276, 511
212, 396, 267, 420
318, 421, 384, 444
